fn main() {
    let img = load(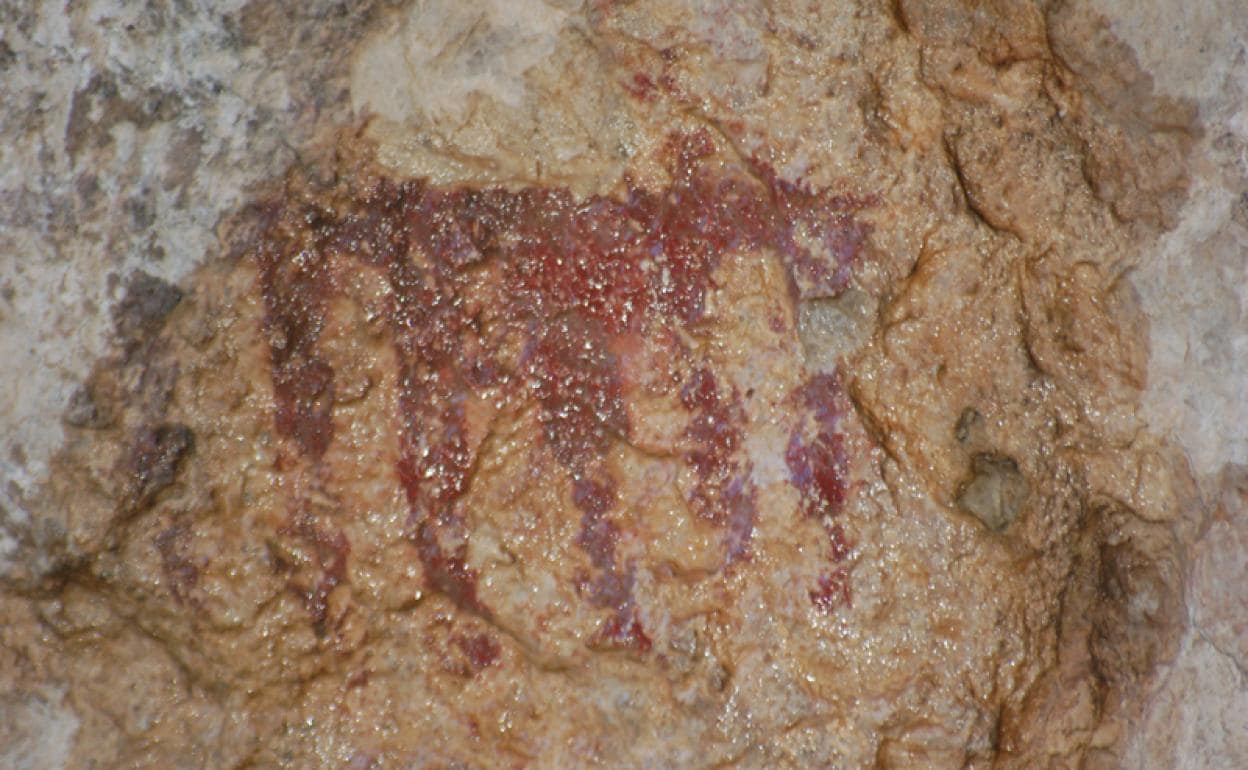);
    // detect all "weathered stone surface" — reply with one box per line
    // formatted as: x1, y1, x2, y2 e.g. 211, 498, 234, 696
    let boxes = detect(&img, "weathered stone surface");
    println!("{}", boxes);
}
0, 0, 396, 516
1, 1, 1243, 767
